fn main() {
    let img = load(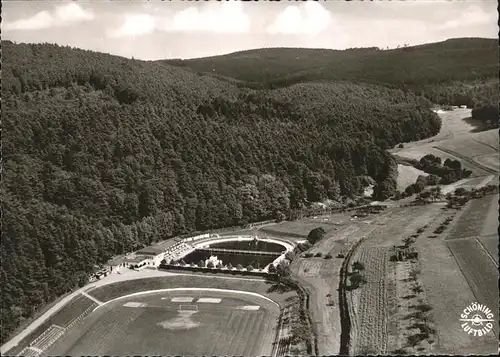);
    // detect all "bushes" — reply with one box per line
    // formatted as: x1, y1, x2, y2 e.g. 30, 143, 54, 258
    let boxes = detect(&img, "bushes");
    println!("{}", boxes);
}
324, 253, 333, 259
307, 227, 326, 245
